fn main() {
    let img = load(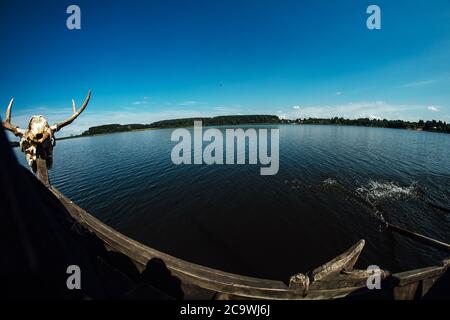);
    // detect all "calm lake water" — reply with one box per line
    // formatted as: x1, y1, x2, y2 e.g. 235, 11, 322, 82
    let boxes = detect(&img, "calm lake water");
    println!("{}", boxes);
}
15, 125, 450, 281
